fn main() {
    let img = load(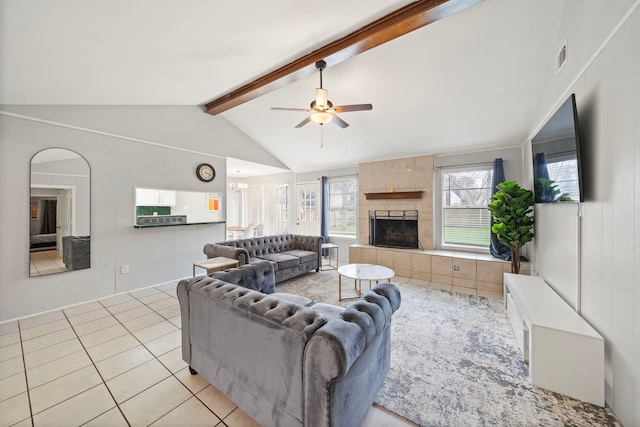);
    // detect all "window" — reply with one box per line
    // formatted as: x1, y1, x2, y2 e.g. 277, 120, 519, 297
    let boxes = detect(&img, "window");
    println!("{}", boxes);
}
441, 166, 493, 248
328, 176, 357, 236
546, 157, 580, 201
274, 183, 289, 234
